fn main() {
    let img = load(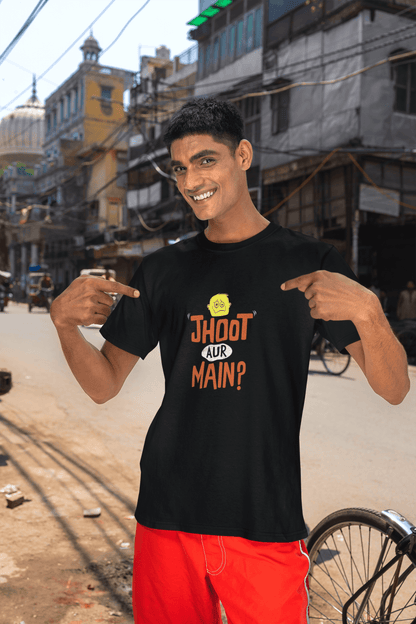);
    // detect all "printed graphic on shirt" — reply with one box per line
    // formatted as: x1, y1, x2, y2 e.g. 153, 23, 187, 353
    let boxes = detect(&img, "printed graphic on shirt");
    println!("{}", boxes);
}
189, 293, 255, 391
